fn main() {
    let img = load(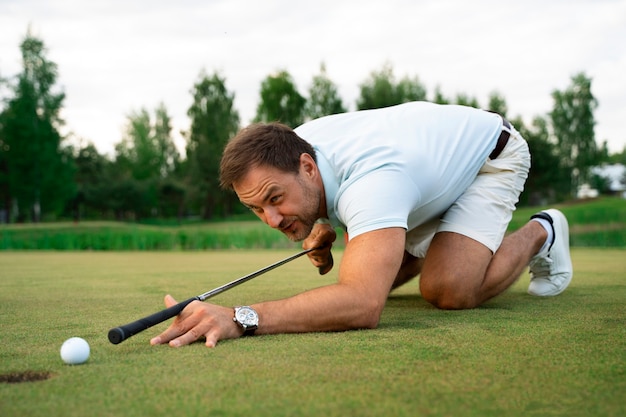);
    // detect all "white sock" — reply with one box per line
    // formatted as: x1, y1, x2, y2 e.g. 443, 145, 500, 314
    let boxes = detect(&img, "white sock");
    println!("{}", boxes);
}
531, 217, 554, 256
